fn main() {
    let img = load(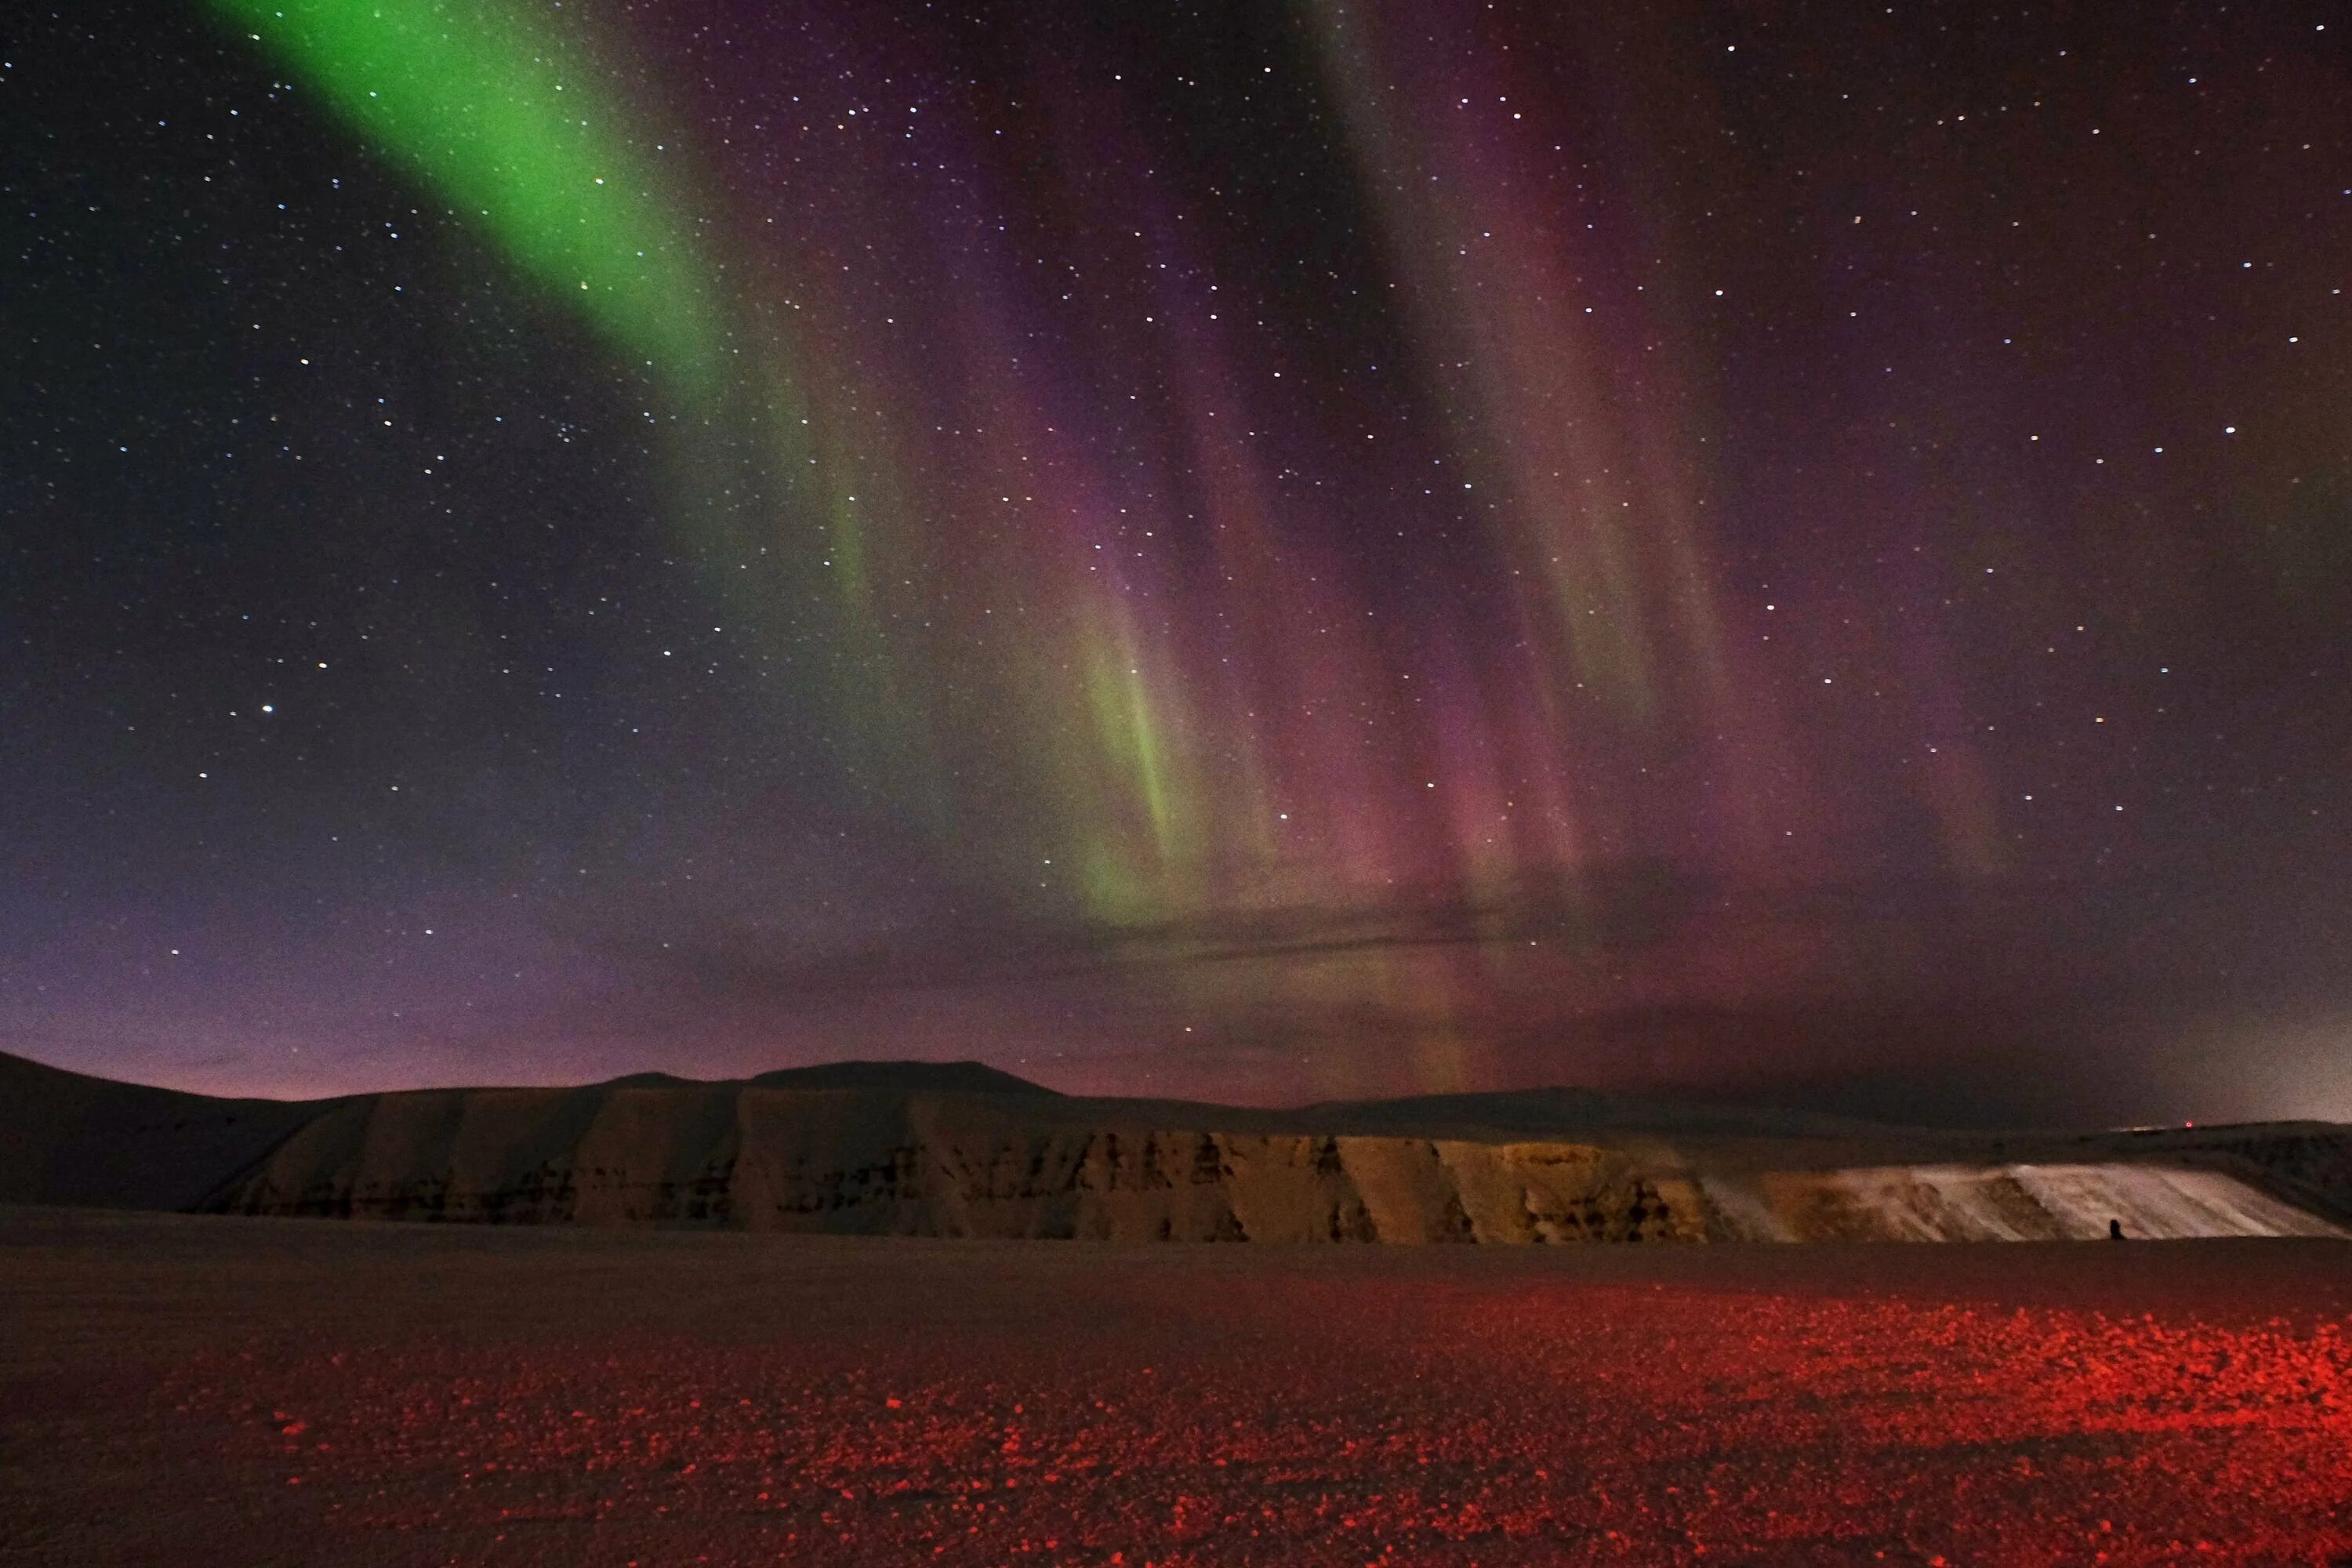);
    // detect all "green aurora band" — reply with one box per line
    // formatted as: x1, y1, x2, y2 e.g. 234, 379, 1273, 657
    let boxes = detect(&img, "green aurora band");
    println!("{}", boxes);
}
210, 0, 721, 397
